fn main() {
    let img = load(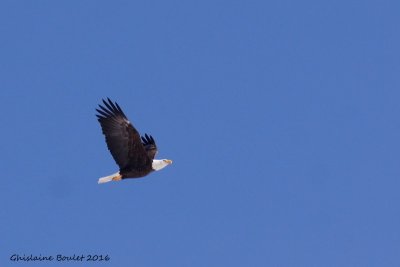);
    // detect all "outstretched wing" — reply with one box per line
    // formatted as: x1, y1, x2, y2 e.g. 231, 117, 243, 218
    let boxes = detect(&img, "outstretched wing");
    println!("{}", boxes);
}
96, 98, 150, 170
141, 133, 158, 160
